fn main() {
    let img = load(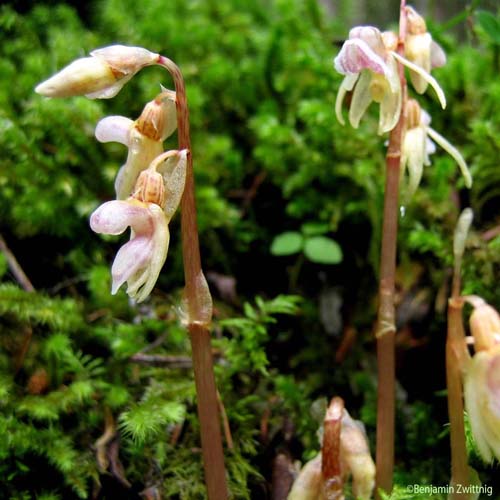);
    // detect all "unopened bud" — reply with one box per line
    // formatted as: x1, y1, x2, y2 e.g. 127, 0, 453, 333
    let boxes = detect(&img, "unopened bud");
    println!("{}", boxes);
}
132, 168, 166, 207
406, 6, 427, 35
135, 89, 177, 141
406, 99, 421, 129
467, 298, 500, 352
36, 45, 158, 99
